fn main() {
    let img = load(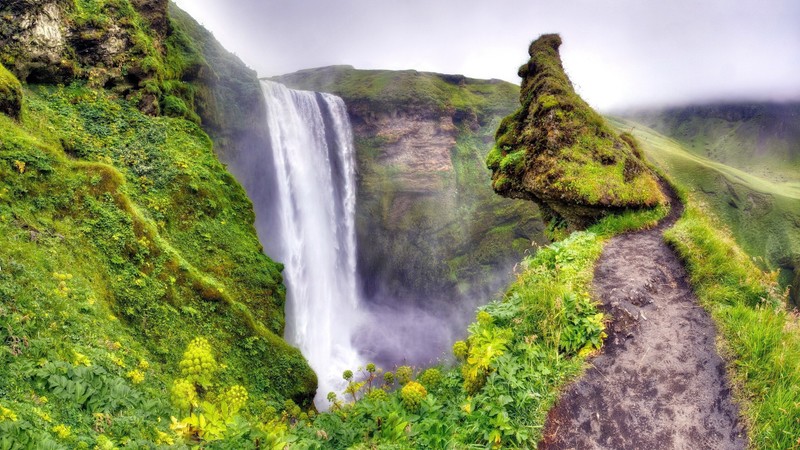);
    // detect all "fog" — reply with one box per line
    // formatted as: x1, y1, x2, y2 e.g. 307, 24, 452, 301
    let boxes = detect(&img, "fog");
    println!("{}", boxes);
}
173, 0, 799, 111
